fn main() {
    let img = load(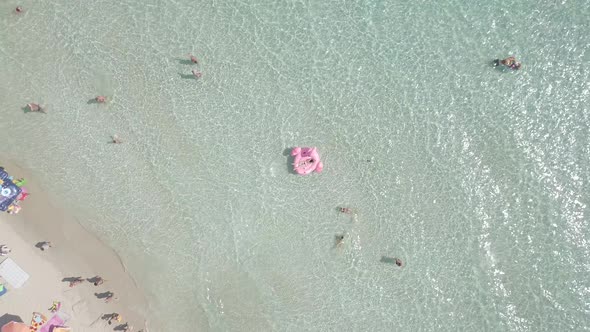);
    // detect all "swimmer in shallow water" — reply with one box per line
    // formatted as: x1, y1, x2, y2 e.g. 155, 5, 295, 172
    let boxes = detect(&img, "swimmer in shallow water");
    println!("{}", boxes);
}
493, 56, 521, 70
27, 103, 46, 113
111, 135, 123, 144
335, 234, 345, 247
339, 207, 352, 214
